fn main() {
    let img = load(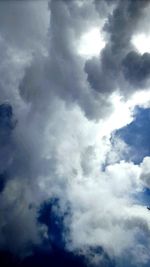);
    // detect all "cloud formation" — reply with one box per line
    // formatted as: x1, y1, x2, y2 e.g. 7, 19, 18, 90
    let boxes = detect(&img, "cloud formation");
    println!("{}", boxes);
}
0, 0, 150, 267
86, 0, 150, 96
